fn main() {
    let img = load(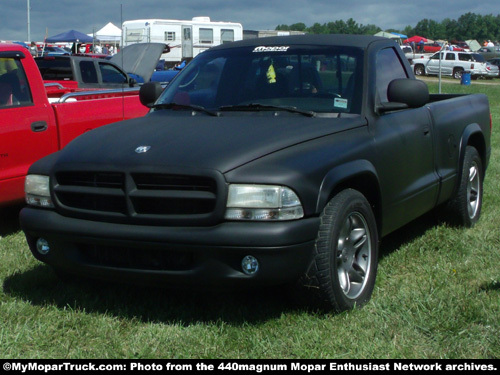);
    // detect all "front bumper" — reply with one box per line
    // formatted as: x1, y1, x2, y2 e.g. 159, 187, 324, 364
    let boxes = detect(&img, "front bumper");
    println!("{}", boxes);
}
20, 208, 320, 288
